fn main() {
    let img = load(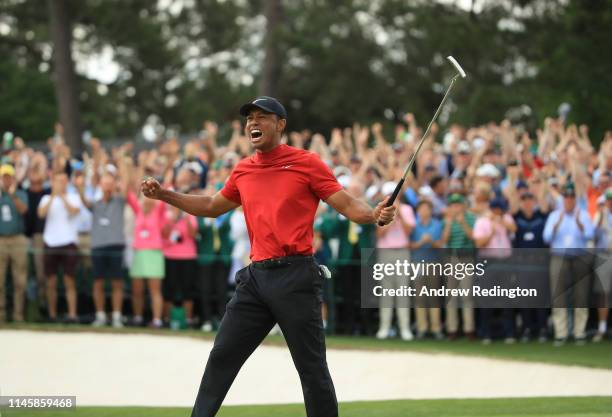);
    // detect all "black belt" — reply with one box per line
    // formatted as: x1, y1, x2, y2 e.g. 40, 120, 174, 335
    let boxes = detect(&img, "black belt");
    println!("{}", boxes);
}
252, 255, 314, 269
